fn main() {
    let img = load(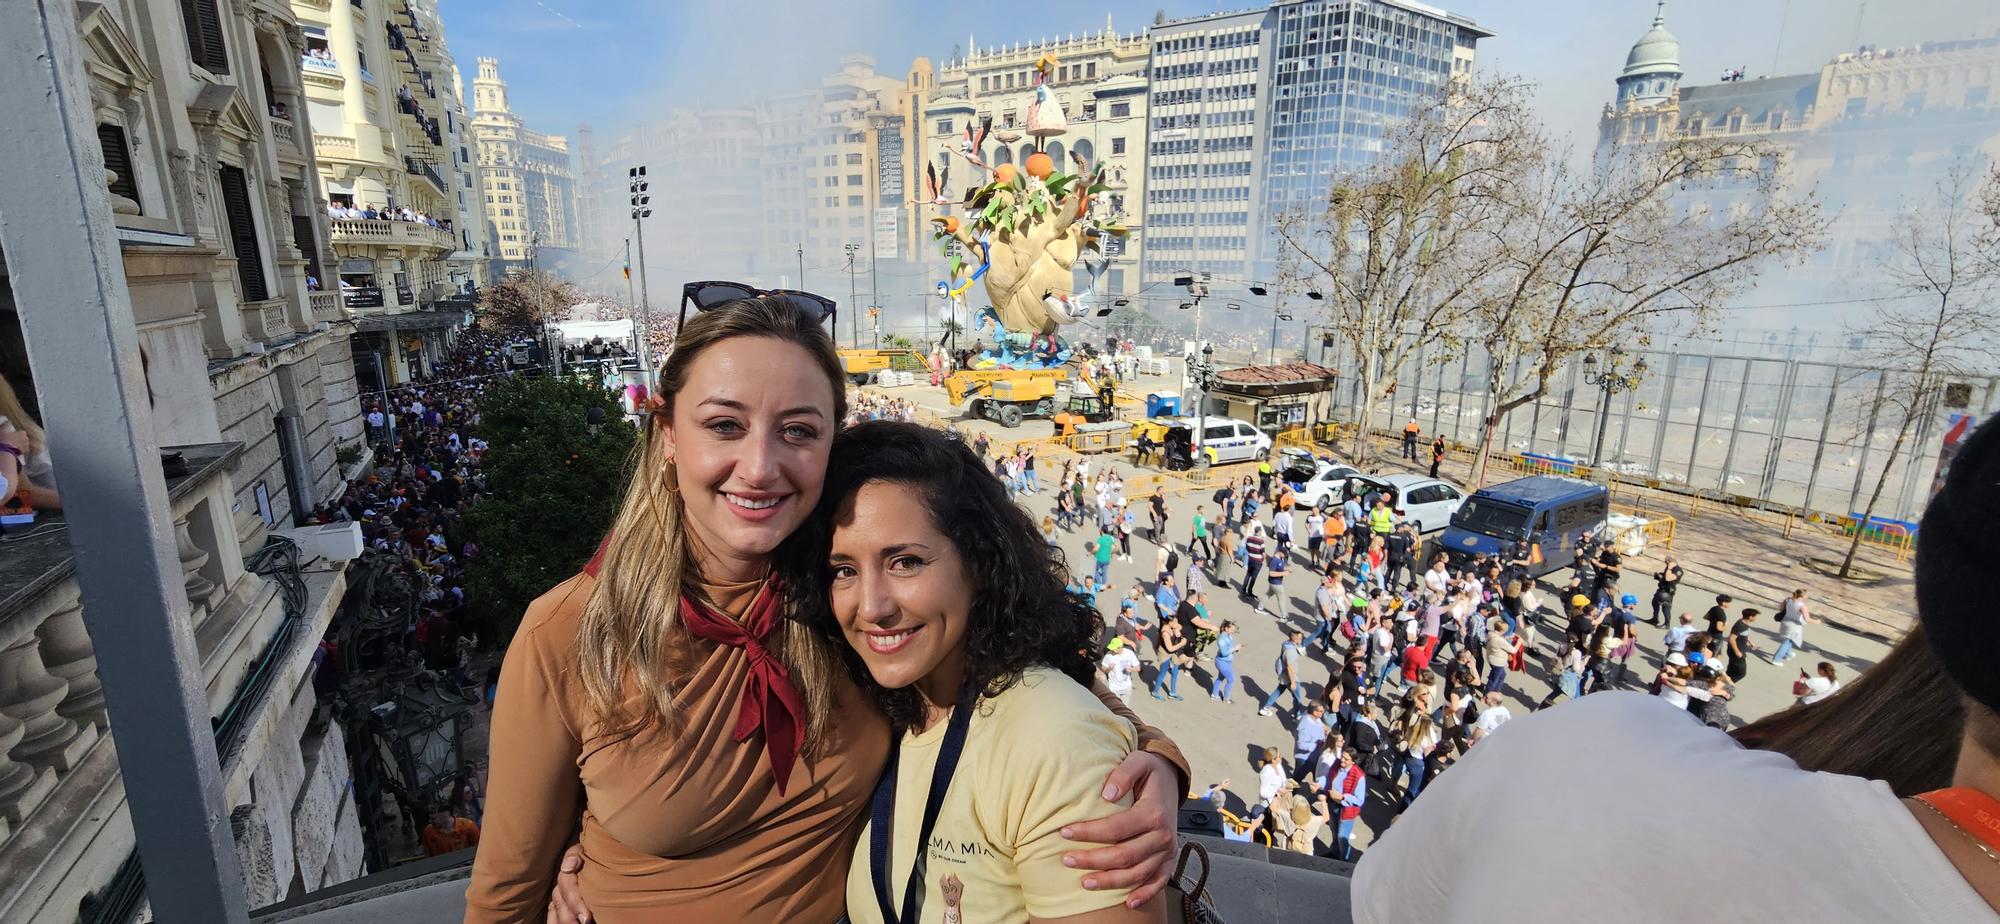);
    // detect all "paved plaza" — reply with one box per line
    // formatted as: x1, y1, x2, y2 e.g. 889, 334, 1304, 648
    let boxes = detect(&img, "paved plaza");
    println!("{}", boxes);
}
859, 380, 1911, 856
